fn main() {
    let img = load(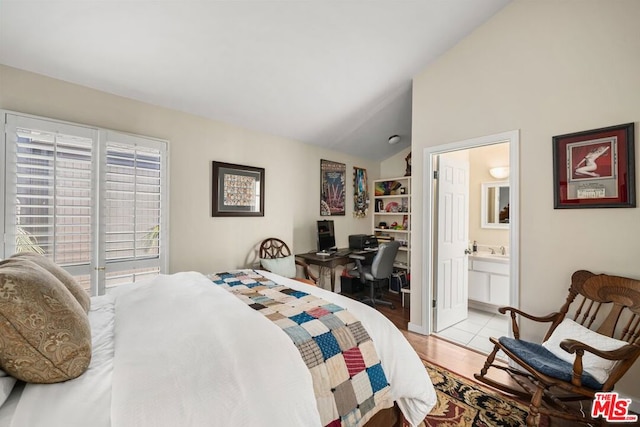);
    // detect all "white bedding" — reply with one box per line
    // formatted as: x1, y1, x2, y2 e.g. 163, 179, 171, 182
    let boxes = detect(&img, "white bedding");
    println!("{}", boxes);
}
0, 270, 435, 427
